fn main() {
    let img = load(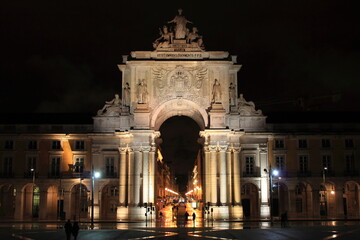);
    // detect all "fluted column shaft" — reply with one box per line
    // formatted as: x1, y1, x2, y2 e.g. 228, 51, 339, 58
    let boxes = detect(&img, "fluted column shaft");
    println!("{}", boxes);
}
226, 150, 232, 205
233, 148, 241, 205
219, 146, 227, 205
142, 149, 149, 204
119, 148, 127, 206
134, 150, 142, 206
148, 148, 156, 204
210, 147, 218, 205
204, 147, 211, 204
